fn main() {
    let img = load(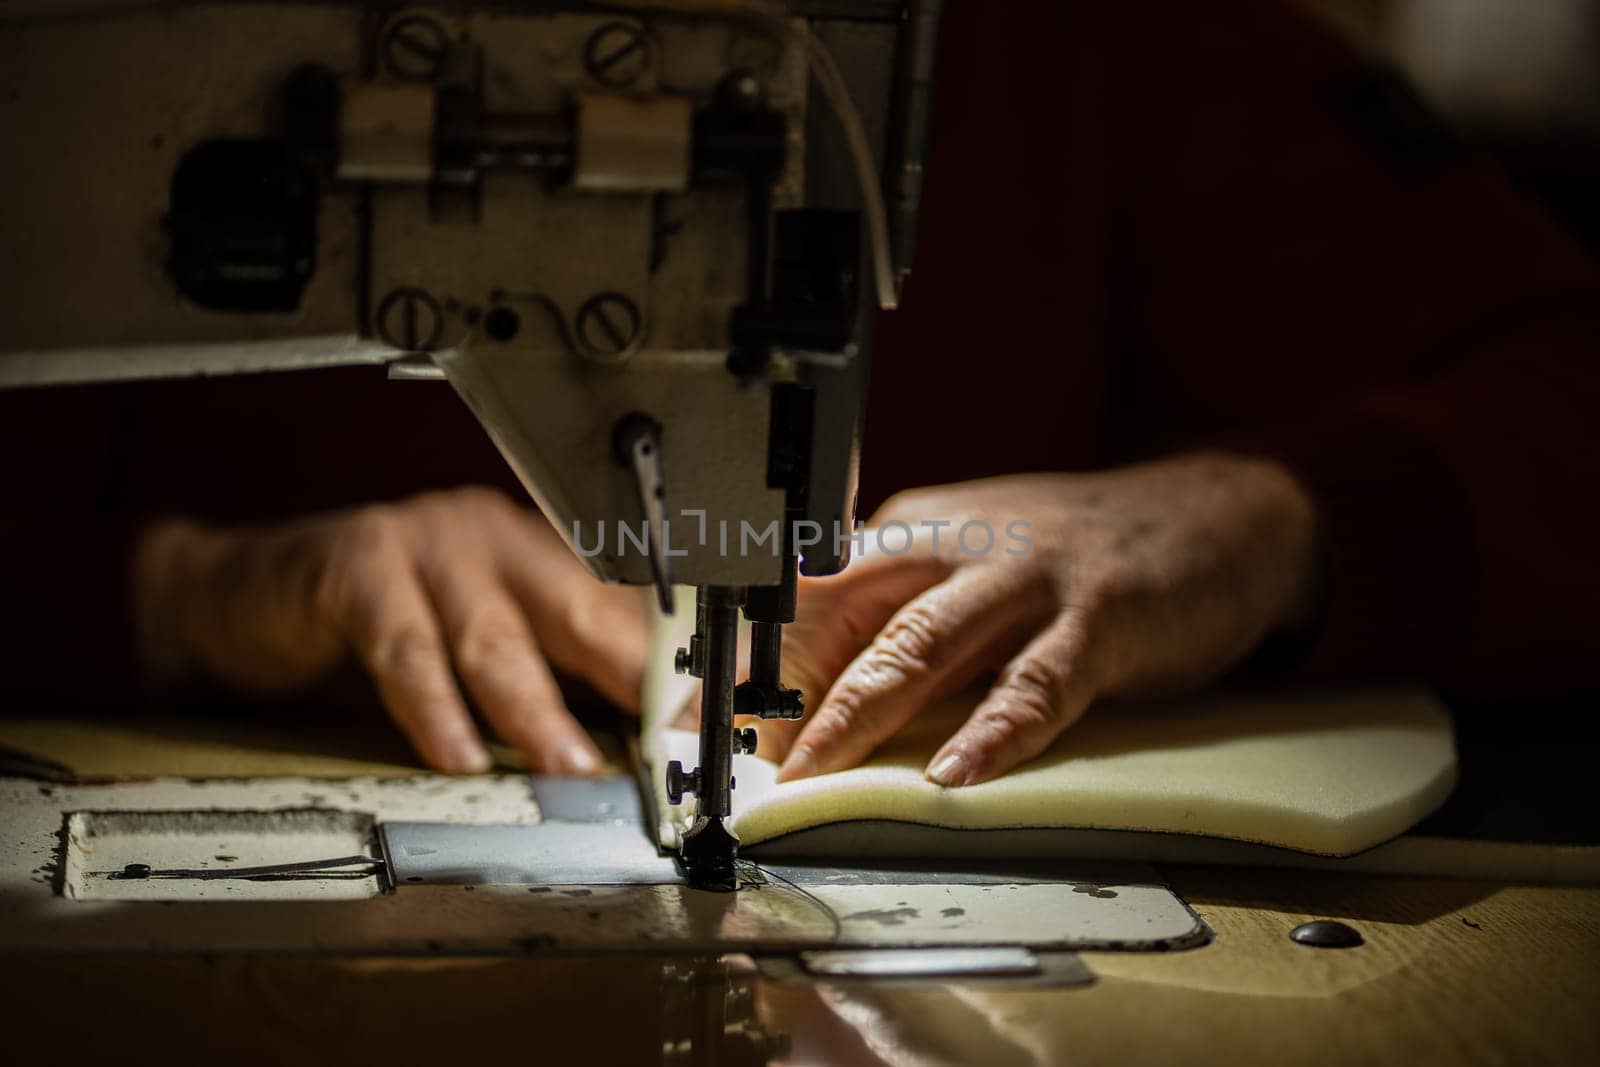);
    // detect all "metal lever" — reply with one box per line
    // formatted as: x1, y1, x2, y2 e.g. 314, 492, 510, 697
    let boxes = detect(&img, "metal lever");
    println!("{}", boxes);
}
733, 618, 803, 719
614, 413, 673, 614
